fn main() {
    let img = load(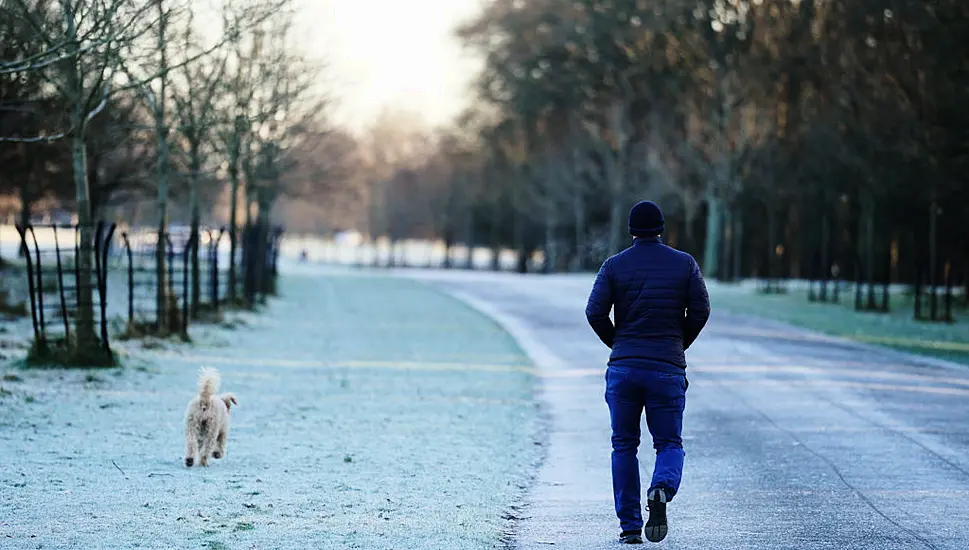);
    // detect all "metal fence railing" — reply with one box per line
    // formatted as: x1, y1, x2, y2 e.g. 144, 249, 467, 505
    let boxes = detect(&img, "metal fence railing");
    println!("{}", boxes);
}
16, 222, 115, 358
113, 223, 283, 335
14, 221, 284, 356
